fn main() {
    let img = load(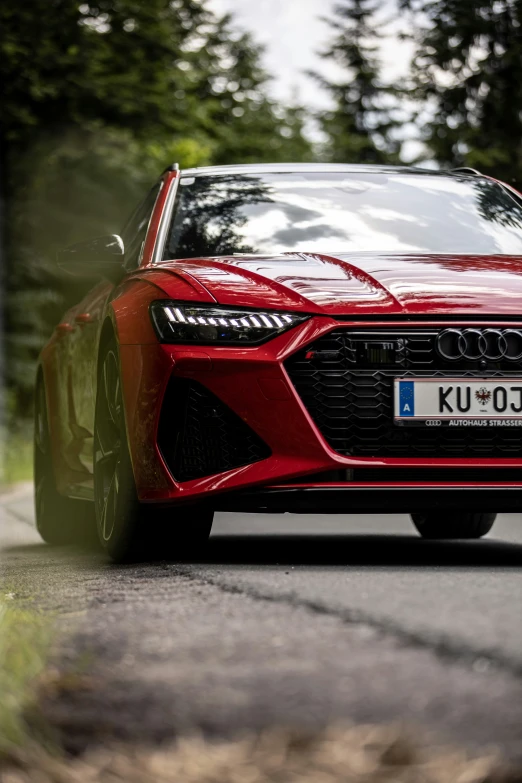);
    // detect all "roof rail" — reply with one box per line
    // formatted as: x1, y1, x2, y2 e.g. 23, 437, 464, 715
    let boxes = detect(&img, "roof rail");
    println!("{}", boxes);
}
162, 162, 179, 173
450, 167, 483, 176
